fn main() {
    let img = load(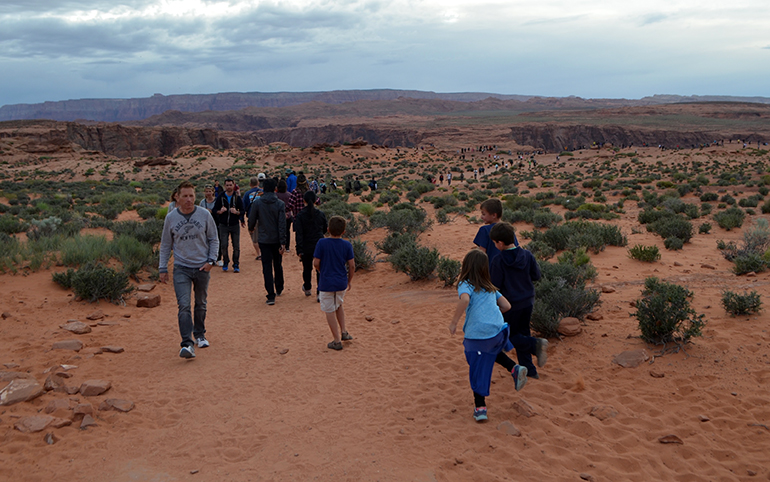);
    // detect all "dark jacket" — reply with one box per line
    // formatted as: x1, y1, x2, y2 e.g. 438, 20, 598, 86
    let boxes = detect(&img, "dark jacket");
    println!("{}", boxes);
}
213, 192, 244, 226
294, 205, 328, 256
489, 247, 542, 311
248, 192, 286, 245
